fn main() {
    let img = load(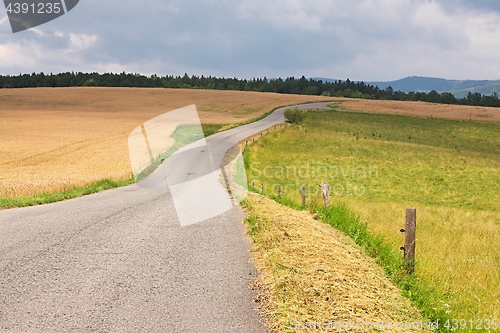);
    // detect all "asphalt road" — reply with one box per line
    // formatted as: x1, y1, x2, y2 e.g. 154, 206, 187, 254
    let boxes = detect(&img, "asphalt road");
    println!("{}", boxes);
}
0, 102, 332, 333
